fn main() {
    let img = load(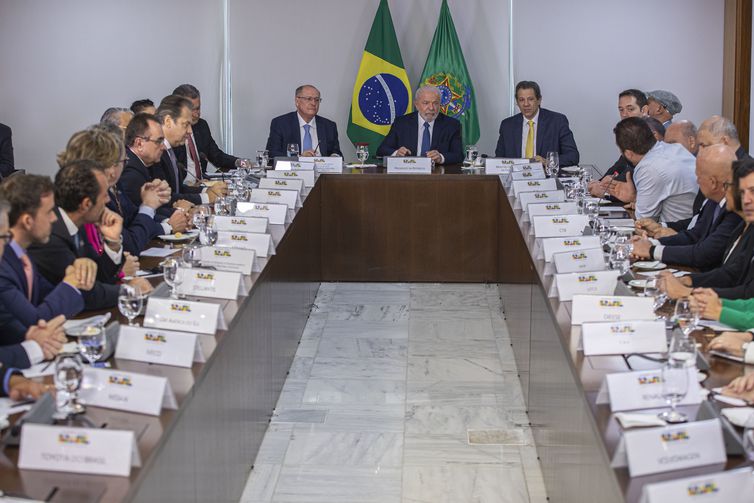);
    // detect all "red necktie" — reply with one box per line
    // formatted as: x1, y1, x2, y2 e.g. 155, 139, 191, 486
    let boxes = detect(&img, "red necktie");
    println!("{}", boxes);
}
187, 134, 202, 180
19, 254, 33, 301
